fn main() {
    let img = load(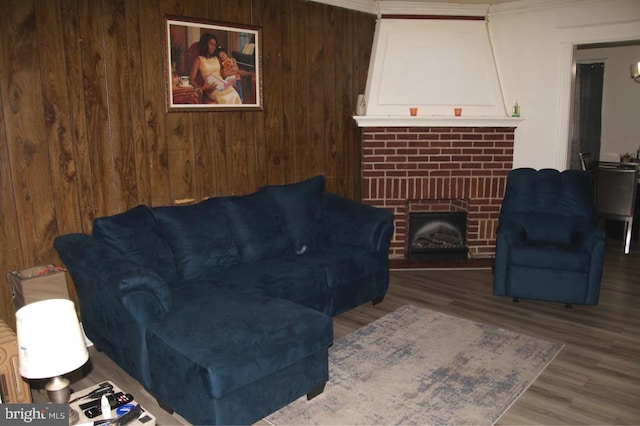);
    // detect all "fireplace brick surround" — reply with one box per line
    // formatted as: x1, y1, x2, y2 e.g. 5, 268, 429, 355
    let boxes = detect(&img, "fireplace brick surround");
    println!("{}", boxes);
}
361, 126, 515, 259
